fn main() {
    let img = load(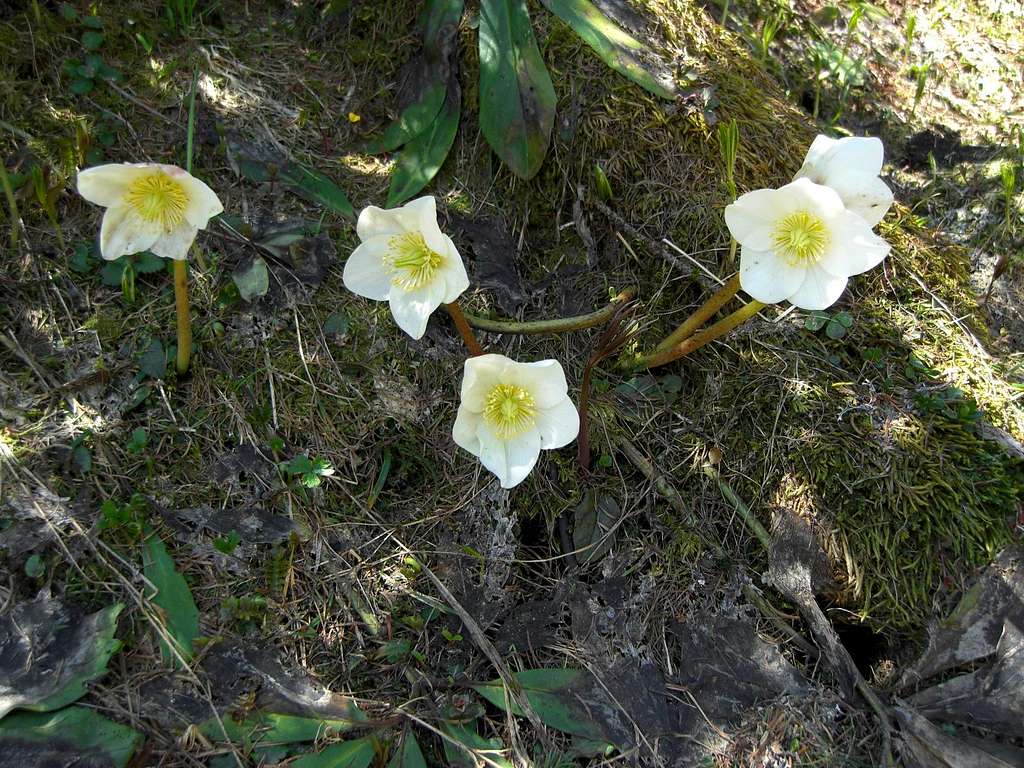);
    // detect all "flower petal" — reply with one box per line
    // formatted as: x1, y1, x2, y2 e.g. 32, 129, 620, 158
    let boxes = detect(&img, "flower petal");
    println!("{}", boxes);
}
502, 429, 542, 488
739, 247, 807, 304
536, 397, 579, 450
343, 236, 393, 300
821, 170, 893, 227
787, 265, 848, 310
509, 359, 569, 409
356, 205, 406, 241
475, 424, 510, 487
724, 188, 785, 250
77, 163, 153, 207
798, 134, 838, 171
453, 406, 482, 456
150, 221, 199, 260
388, 278, 447, 339
786, 177, 845, 220
439, 235, 470, 303
177, 172, 224, 229
459, 354, 510, 412
818, 211, 891, 278
823, 136, 884, 179
99, 204, 161, 260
